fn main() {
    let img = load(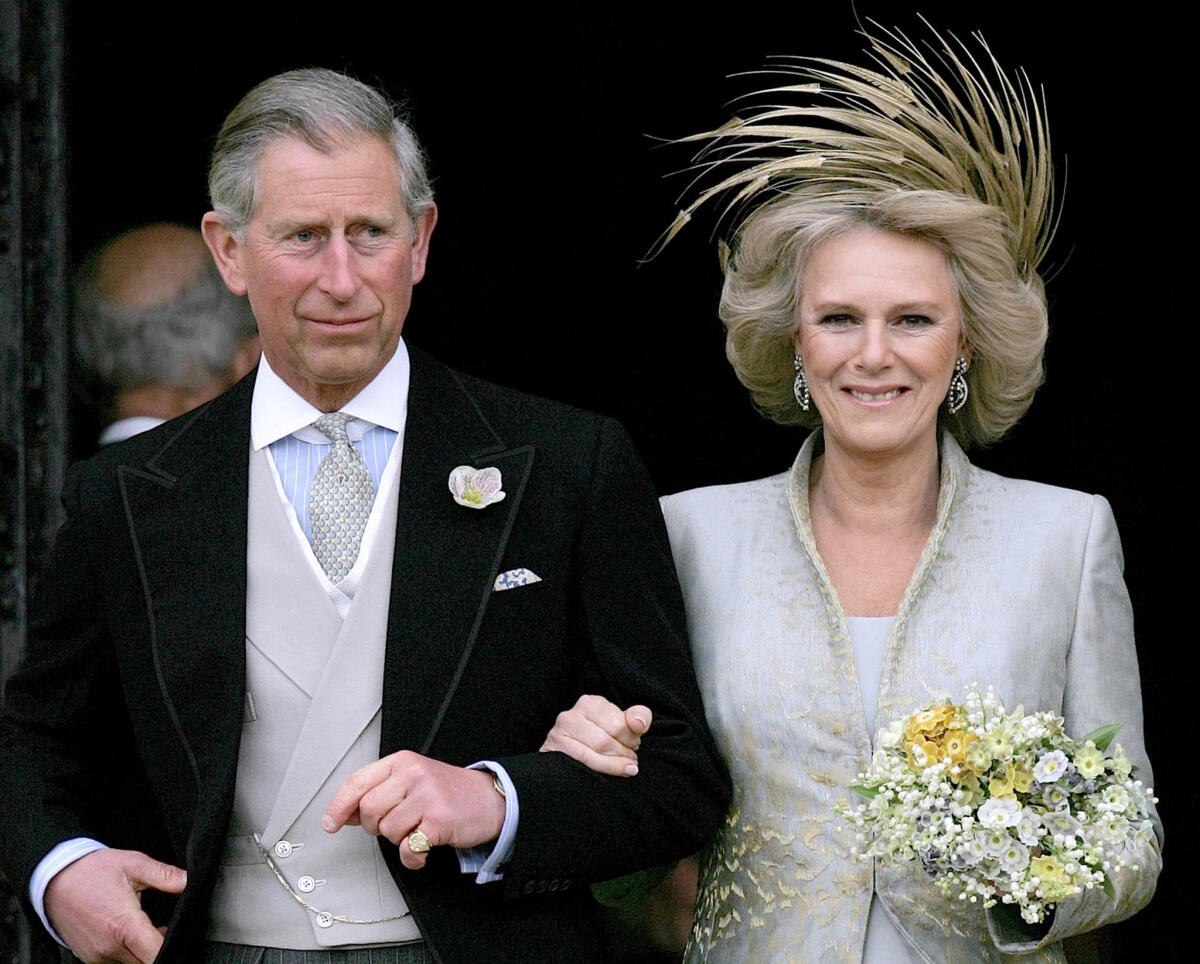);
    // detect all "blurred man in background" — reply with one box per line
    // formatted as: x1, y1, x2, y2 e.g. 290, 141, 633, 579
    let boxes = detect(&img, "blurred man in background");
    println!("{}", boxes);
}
73, 223, 260, 447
